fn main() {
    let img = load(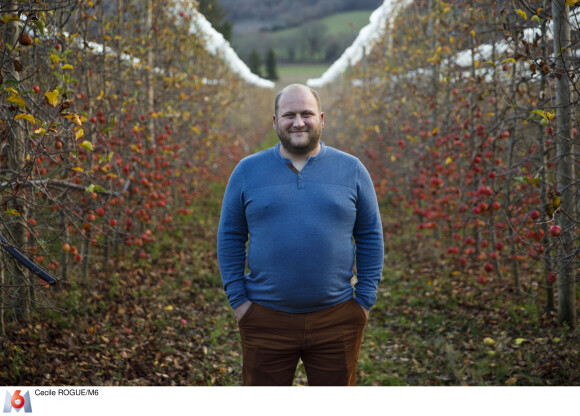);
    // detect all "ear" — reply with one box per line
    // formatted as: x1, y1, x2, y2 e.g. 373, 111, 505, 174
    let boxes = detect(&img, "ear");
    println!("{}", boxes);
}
320, 112, 324, 128
273, 114, 277, 130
